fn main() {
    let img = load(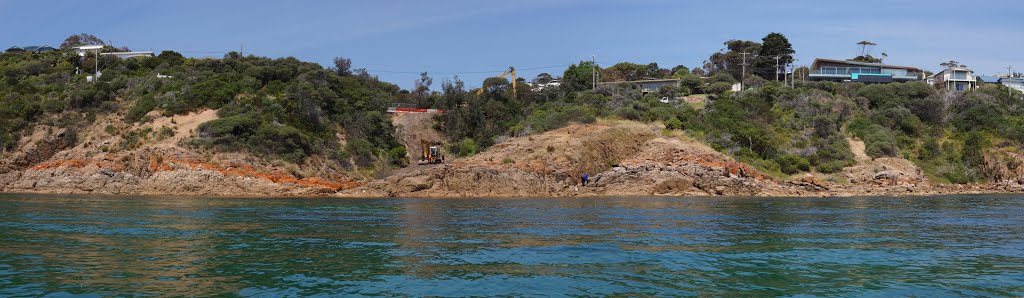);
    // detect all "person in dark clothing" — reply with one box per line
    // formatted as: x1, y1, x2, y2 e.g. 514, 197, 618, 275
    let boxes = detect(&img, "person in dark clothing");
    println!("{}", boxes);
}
581, 173, 589, 187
